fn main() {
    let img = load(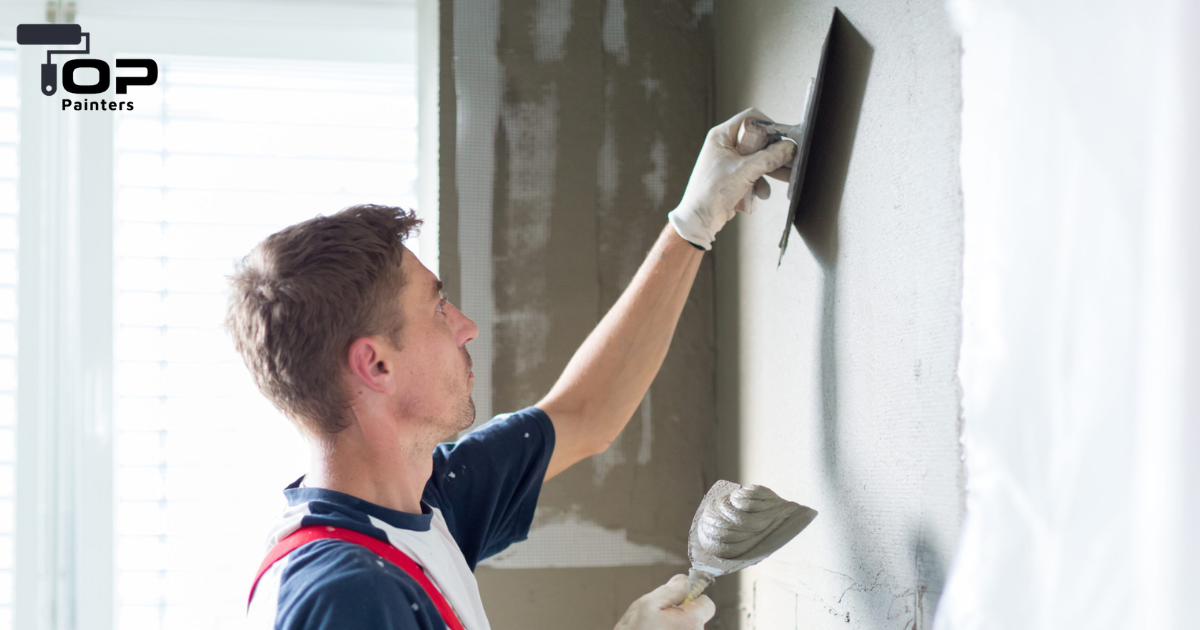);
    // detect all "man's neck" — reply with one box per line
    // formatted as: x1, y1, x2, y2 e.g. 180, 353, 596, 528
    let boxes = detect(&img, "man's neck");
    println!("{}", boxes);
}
303, 423, 436, 515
